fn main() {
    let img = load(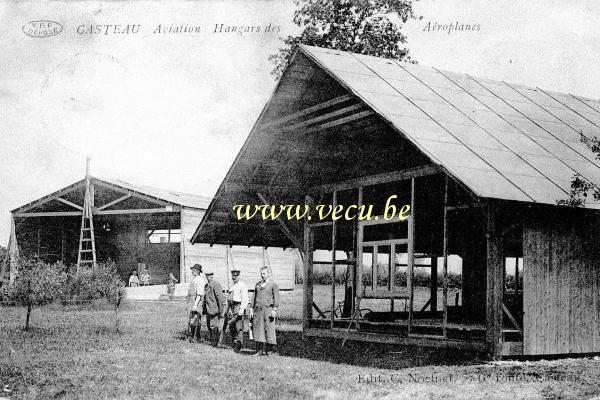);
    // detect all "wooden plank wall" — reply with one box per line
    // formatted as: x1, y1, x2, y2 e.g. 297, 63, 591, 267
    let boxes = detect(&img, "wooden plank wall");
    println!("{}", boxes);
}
523, 216, 600, 355
181, 208, 297, 290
